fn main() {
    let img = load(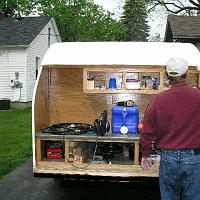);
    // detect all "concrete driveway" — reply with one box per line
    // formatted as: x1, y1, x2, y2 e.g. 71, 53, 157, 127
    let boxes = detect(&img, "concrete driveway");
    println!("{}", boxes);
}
0, 158, 160, 200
